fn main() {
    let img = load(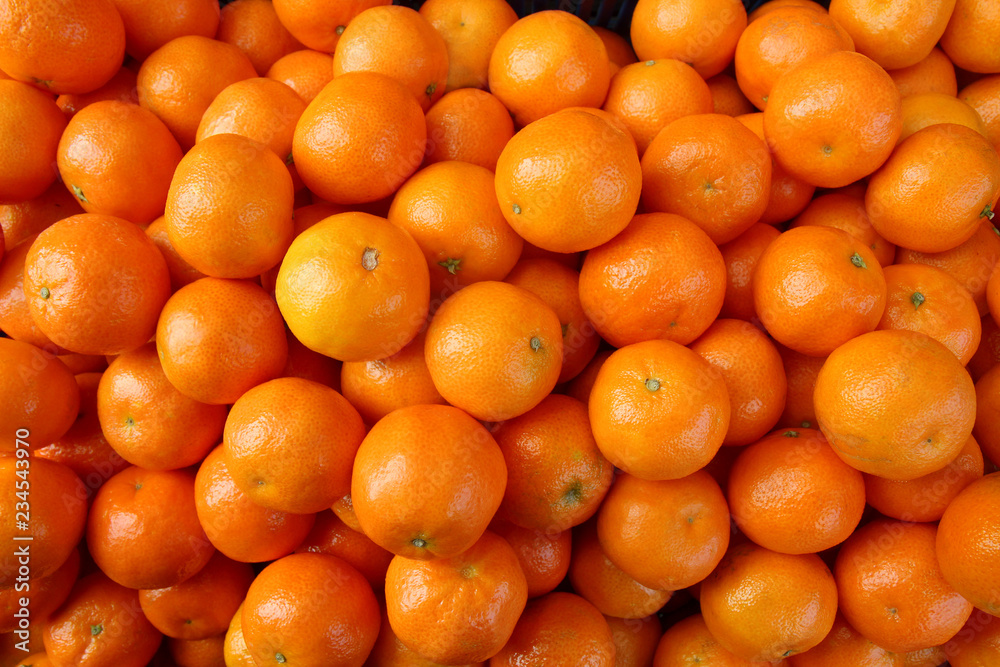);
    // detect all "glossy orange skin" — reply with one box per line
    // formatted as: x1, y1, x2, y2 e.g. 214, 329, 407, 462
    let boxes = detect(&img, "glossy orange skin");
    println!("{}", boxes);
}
569, 520, 672, 620
223, 377, 365, 514
425, 281, 563, 422
223, 602, 254, 667
272, 0, 390, 53
156, 278, 288, 405
829, 0, 955, 70
607, 615, 661, 667
653, 614, 768, 667
0, 456, 85, 587
776, 344, 826, 429
701, 543, 838, 662
491, 592, 615, 666
642, 114, 771, 245
367, 607, 487, 667
493, 394, 613, 533
194, 444, 316, 564
603, 59, 714, 156
333, 5, 449, 112
424, 88, 515, 171
0, 81, 67, 204
837, 520, 973, 653
596, 471, 730, 592
24, 214, 171, 356
386, 530, 527, 664
979, 364, 1000, 465
144, 216, 206, 291
969, 314, 1000, 382
748, 0, 827, 22
865, 434, 984, 523
0, 0, 124, 94
42, 573, 163, 667
898, 92, 988, 144
110, 0, 219, 61
580, 213, 726, 348
488, 11, 610, 127
217, 0, 303, 75
242, 553, 380, 667
728, 428, 865, 554
887, 47, 958, 98
0, 547, 78, 634
589, 340, 730, 481
718, 222, 781, 322
790, 192, 895, 267
816, 330, 976, 480
961, 75, 1000, 150
276, 212, 430, 362
940, 0, 1000, 74
139, 551, 254, 640
0, 339, 78, 452
707, 73, 756, 117
495, 108, 641, 254
788, 613, 905, 667
420, 0, 517, 91
936, 472, 1000, 616
753, 225, 886, 356
168, 634, 227, 667
734, 6, 854, 111
489, 520, 571, 600
763, 50, 902, 188
352, 404, 507, 560
0, 180, 83, 249
630, 0, 748, 79
294, 72, 426, 204
265, 49, 335, 103
944, 611, 1000, 666
294, 511, 393, 592
876, 263, 982, 365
